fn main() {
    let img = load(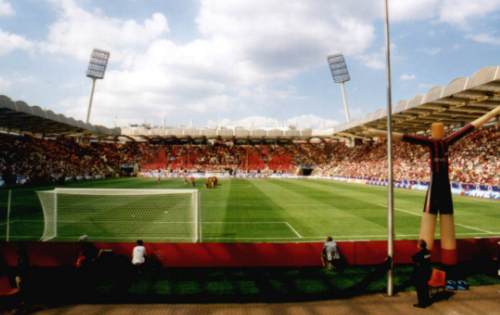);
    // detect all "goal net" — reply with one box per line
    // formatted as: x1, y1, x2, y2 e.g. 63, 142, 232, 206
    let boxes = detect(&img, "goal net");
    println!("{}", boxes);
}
37, 188, 199, 242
